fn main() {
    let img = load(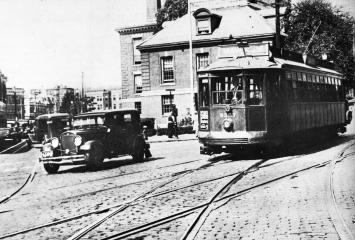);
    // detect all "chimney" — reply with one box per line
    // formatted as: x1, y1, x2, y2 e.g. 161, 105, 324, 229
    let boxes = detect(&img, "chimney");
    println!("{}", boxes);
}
146, 0, 161, 24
